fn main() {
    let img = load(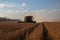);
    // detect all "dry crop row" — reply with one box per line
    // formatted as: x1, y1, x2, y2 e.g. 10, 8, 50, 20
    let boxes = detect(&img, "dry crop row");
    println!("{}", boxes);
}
0, 22, 38, 40
44, 22, 60, 40
25, 23, 43, 40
